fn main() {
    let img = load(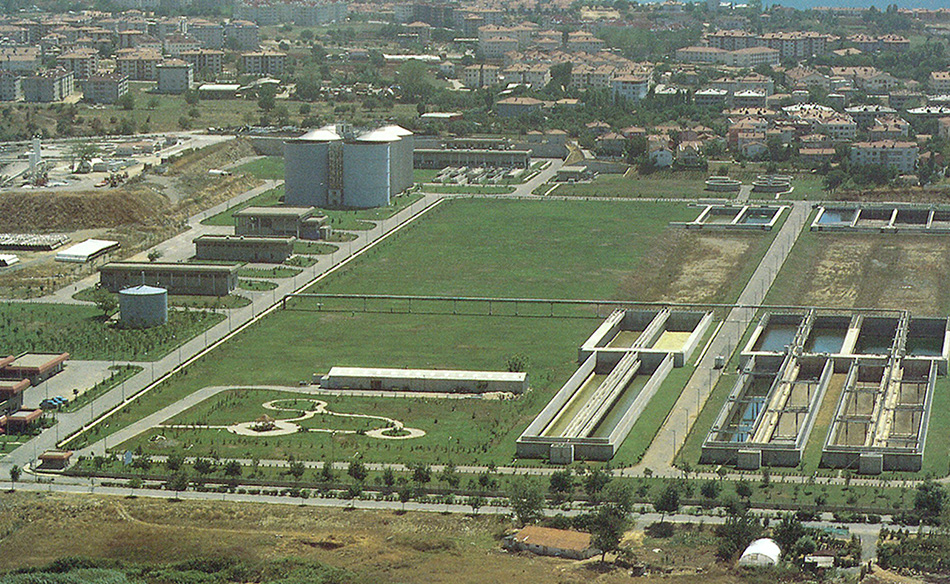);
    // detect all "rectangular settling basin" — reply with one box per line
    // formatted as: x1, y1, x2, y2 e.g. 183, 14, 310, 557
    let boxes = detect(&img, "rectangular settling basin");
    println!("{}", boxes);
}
854, 318, 898, 355
803, 316, 850, 354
